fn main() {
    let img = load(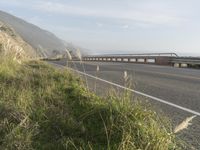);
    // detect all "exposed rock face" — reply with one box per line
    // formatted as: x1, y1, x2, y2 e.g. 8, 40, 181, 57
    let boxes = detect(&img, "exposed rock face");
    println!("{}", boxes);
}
0, 21, 38, 62
0, 10, 66, 58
